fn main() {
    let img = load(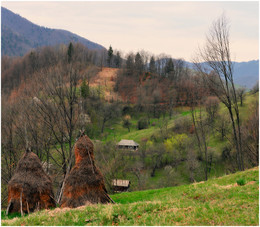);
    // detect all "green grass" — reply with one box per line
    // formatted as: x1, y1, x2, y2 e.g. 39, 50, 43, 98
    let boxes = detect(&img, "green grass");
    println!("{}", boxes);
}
1, 211, 25, 220
237, 178, 246, 186
2, 167, 258, 226
218, 92, 258, 122
102, 92, 258, 145
101, 113, 181, 143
